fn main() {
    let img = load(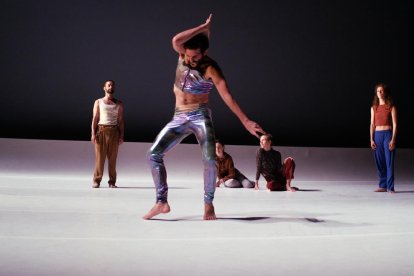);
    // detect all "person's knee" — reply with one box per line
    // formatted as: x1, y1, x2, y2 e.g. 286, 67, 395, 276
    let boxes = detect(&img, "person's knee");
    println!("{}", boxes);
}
241, 180, 255, 188
284, 157, 294, 164
224, 179, 242, 188
147, 150, 163, 163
